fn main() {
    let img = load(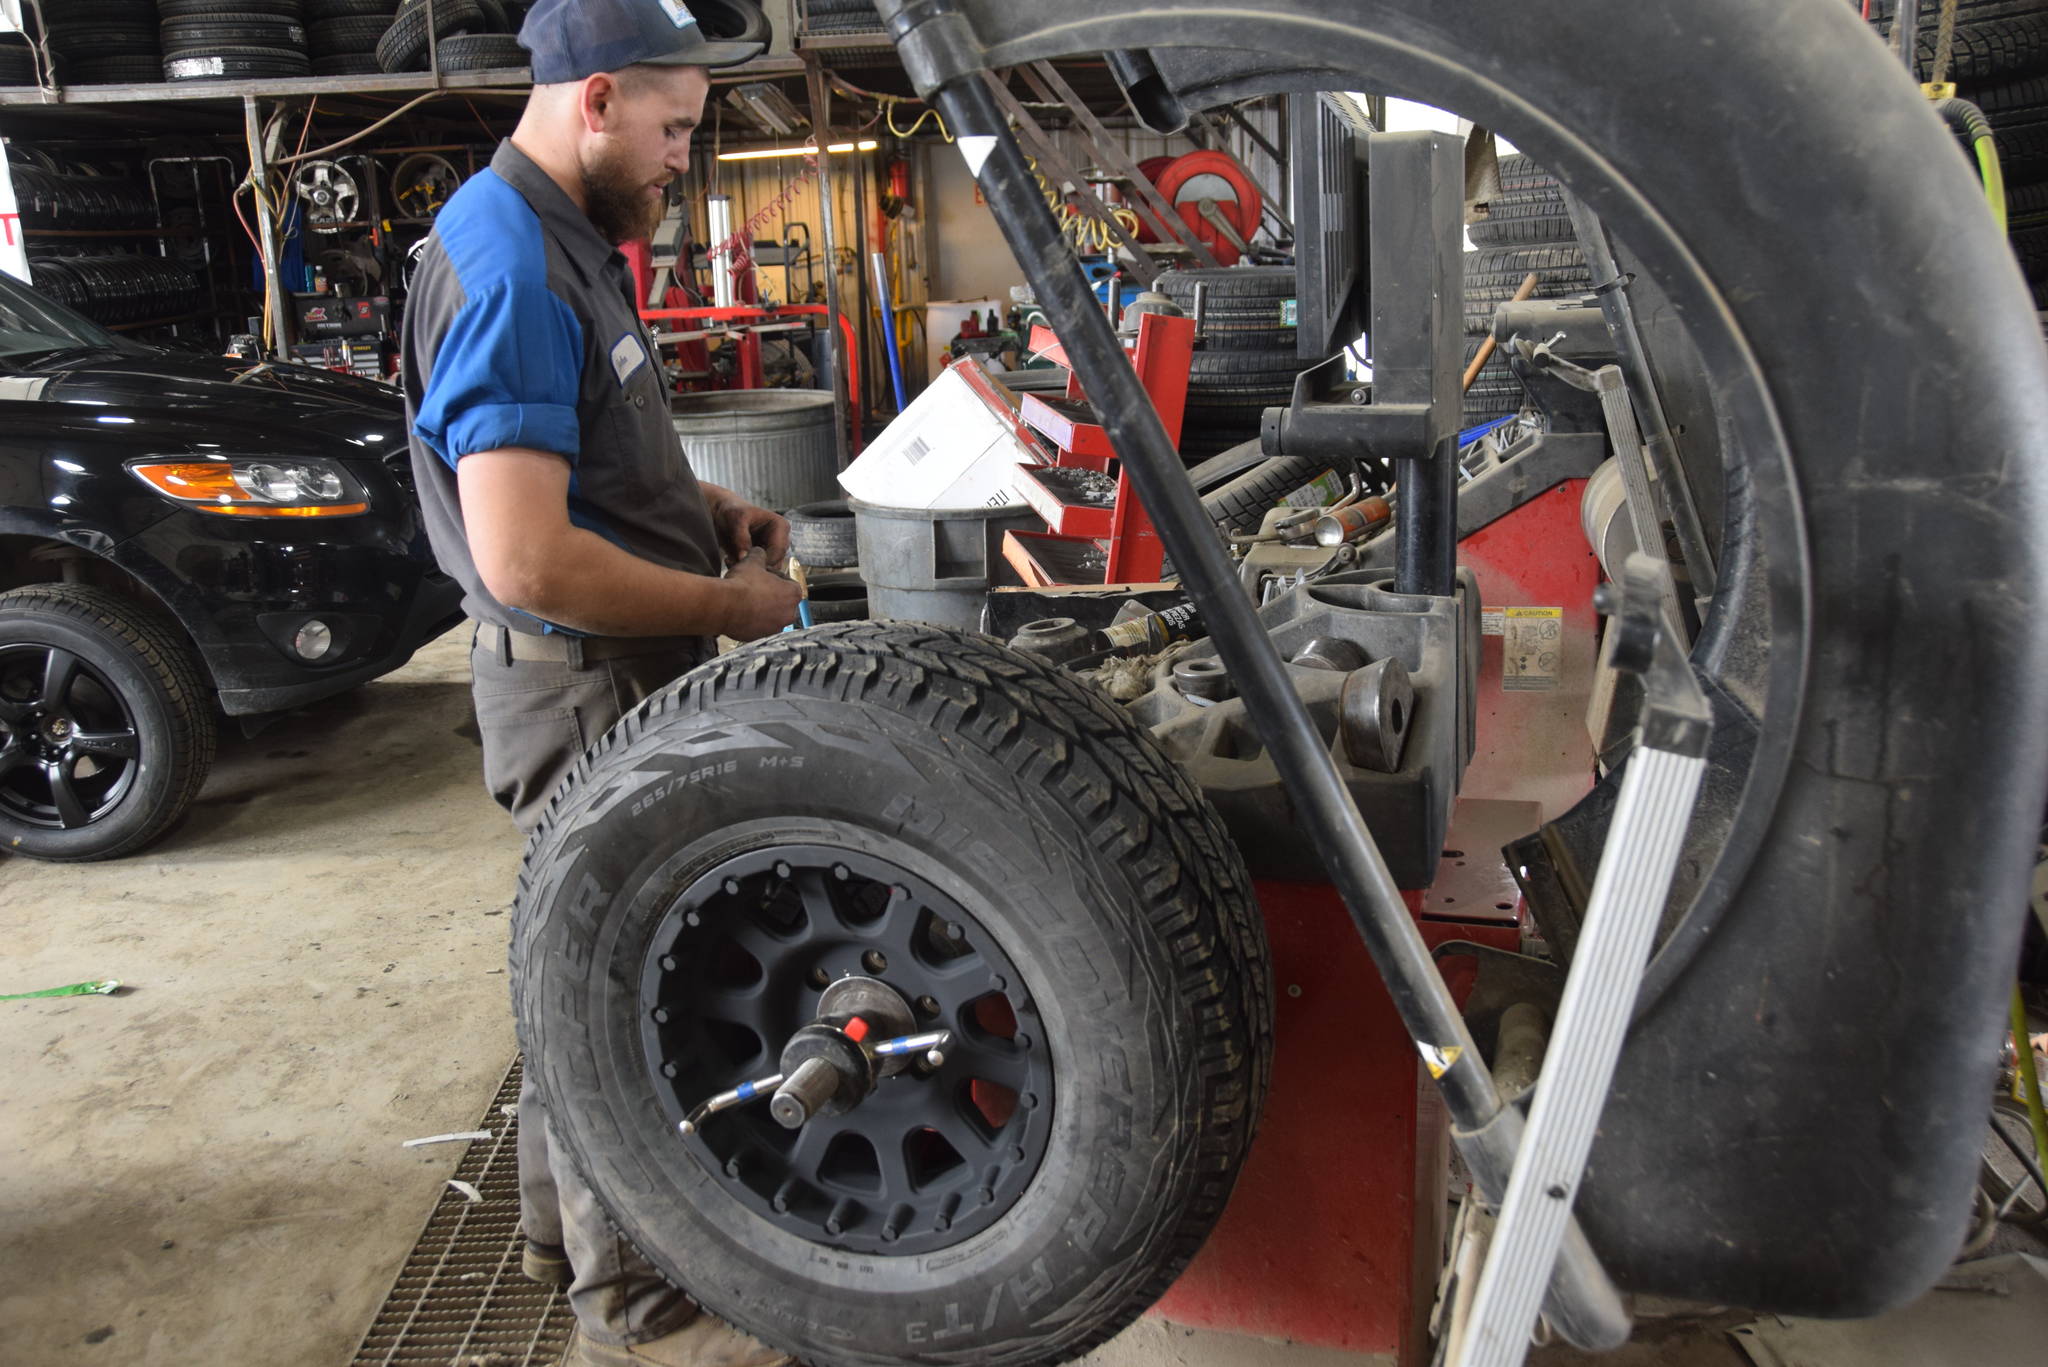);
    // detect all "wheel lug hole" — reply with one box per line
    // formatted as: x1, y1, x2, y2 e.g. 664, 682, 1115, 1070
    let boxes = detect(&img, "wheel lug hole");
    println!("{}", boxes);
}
683, 910, 701, 929
832, 863, 851, 881
1022, 1092, 1039, 1110
916, 995, 939, 1018
977, 1187, 994, 1206
774, 861, 792, 879
651, 1007, 670, 1025
944, 921, 965, 941
659, 955, 677, 972
722, 878, 741, 896
807, 967, 830, 990
661, 1061, 678, 1078
861, 950, 888, 975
